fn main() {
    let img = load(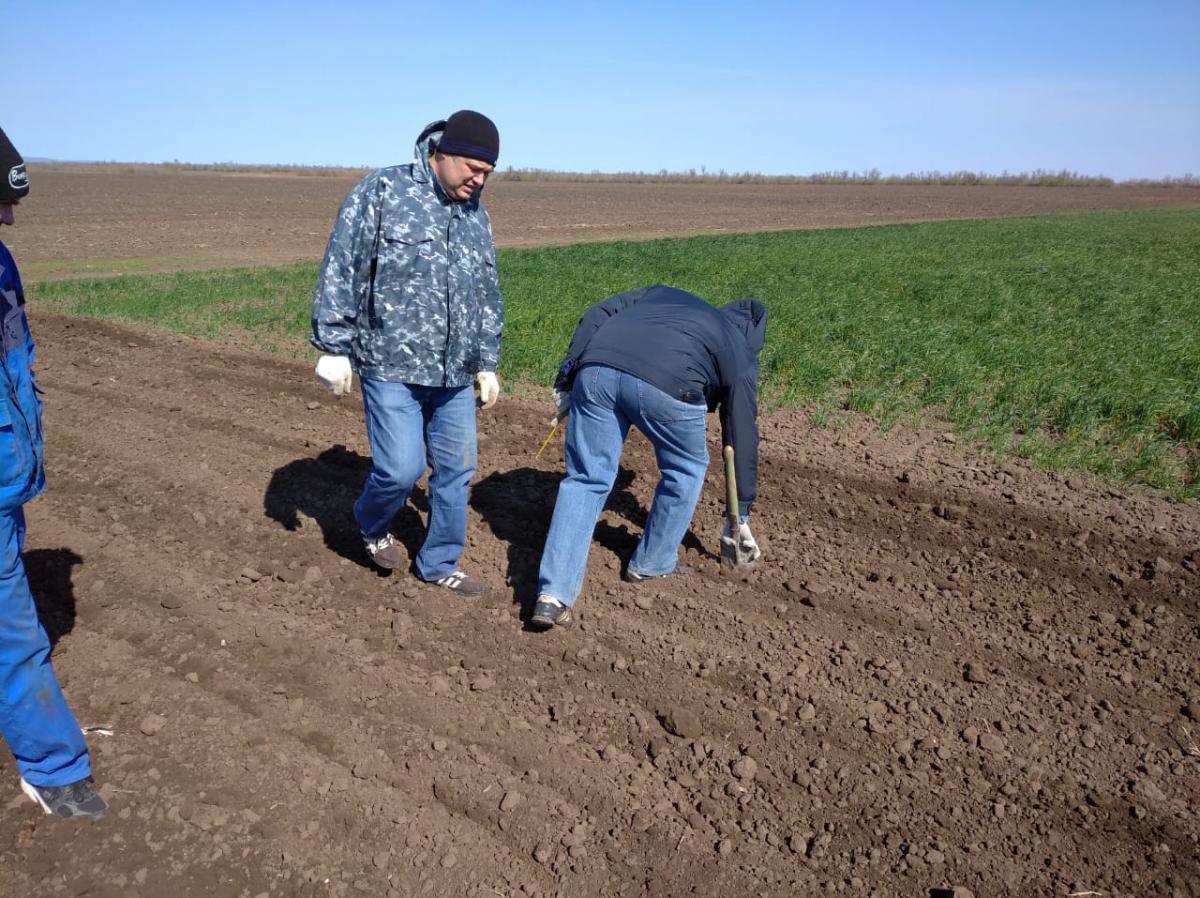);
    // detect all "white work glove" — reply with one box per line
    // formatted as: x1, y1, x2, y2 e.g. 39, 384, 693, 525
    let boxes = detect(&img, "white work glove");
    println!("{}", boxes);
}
721, 519, 762, 563
315, 354, 353, 396
549, 388, 571, 425
476, 371, 500, 409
